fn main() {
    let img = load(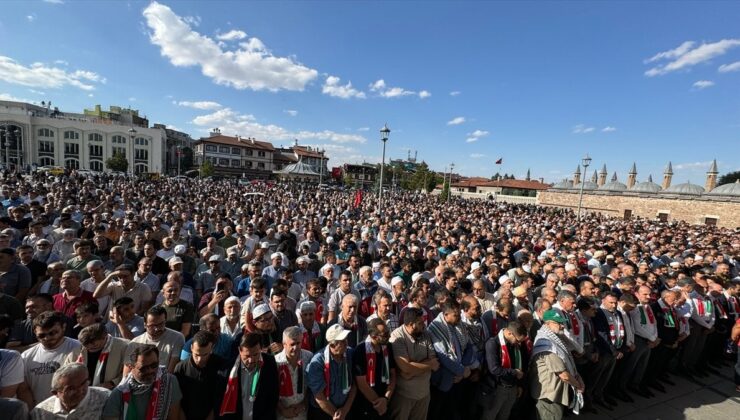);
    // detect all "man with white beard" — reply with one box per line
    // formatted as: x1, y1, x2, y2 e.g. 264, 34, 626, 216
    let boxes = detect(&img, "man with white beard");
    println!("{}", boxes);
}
33, 239, 60, 265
